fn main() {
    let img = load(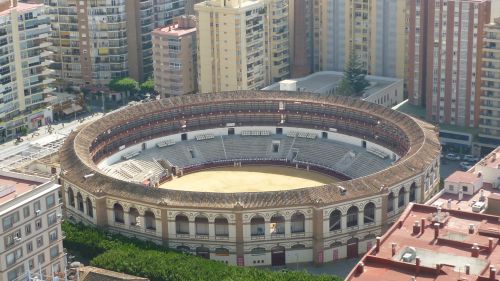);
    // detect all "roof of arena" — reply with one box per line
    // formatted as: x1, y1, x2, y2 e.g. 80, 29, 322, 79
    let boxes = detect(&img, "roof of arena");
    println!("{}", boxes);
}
59, 91, 441, 209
